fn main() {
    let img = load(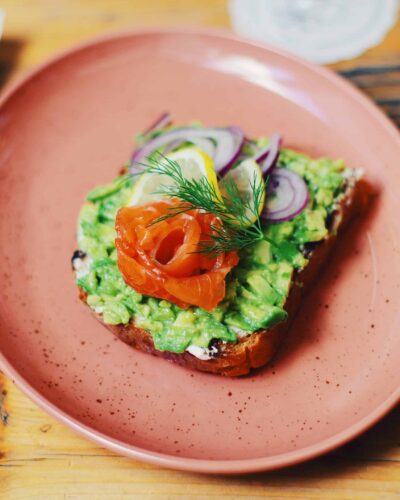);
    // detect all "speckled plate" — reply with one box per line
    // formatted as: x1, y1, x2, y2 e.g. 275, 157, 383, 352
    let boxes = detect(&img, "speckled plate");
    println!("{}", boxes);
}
0, 28, 399, 474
